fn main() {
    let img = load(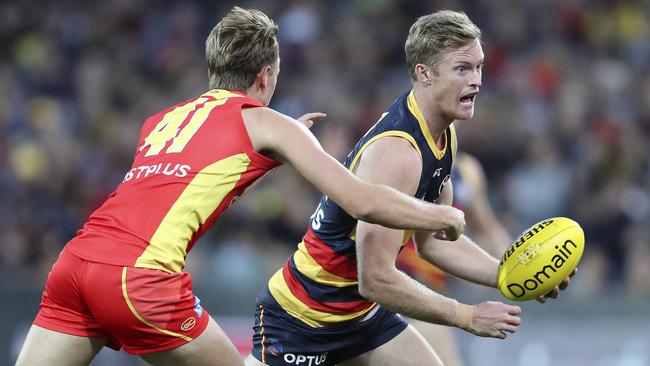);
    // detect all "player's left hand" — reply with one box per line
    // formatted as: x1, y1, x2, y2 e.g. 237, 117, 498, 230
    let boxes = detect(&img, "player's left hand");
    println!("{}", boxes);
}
297, 112, 327, 129
536, 268, 577, 303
